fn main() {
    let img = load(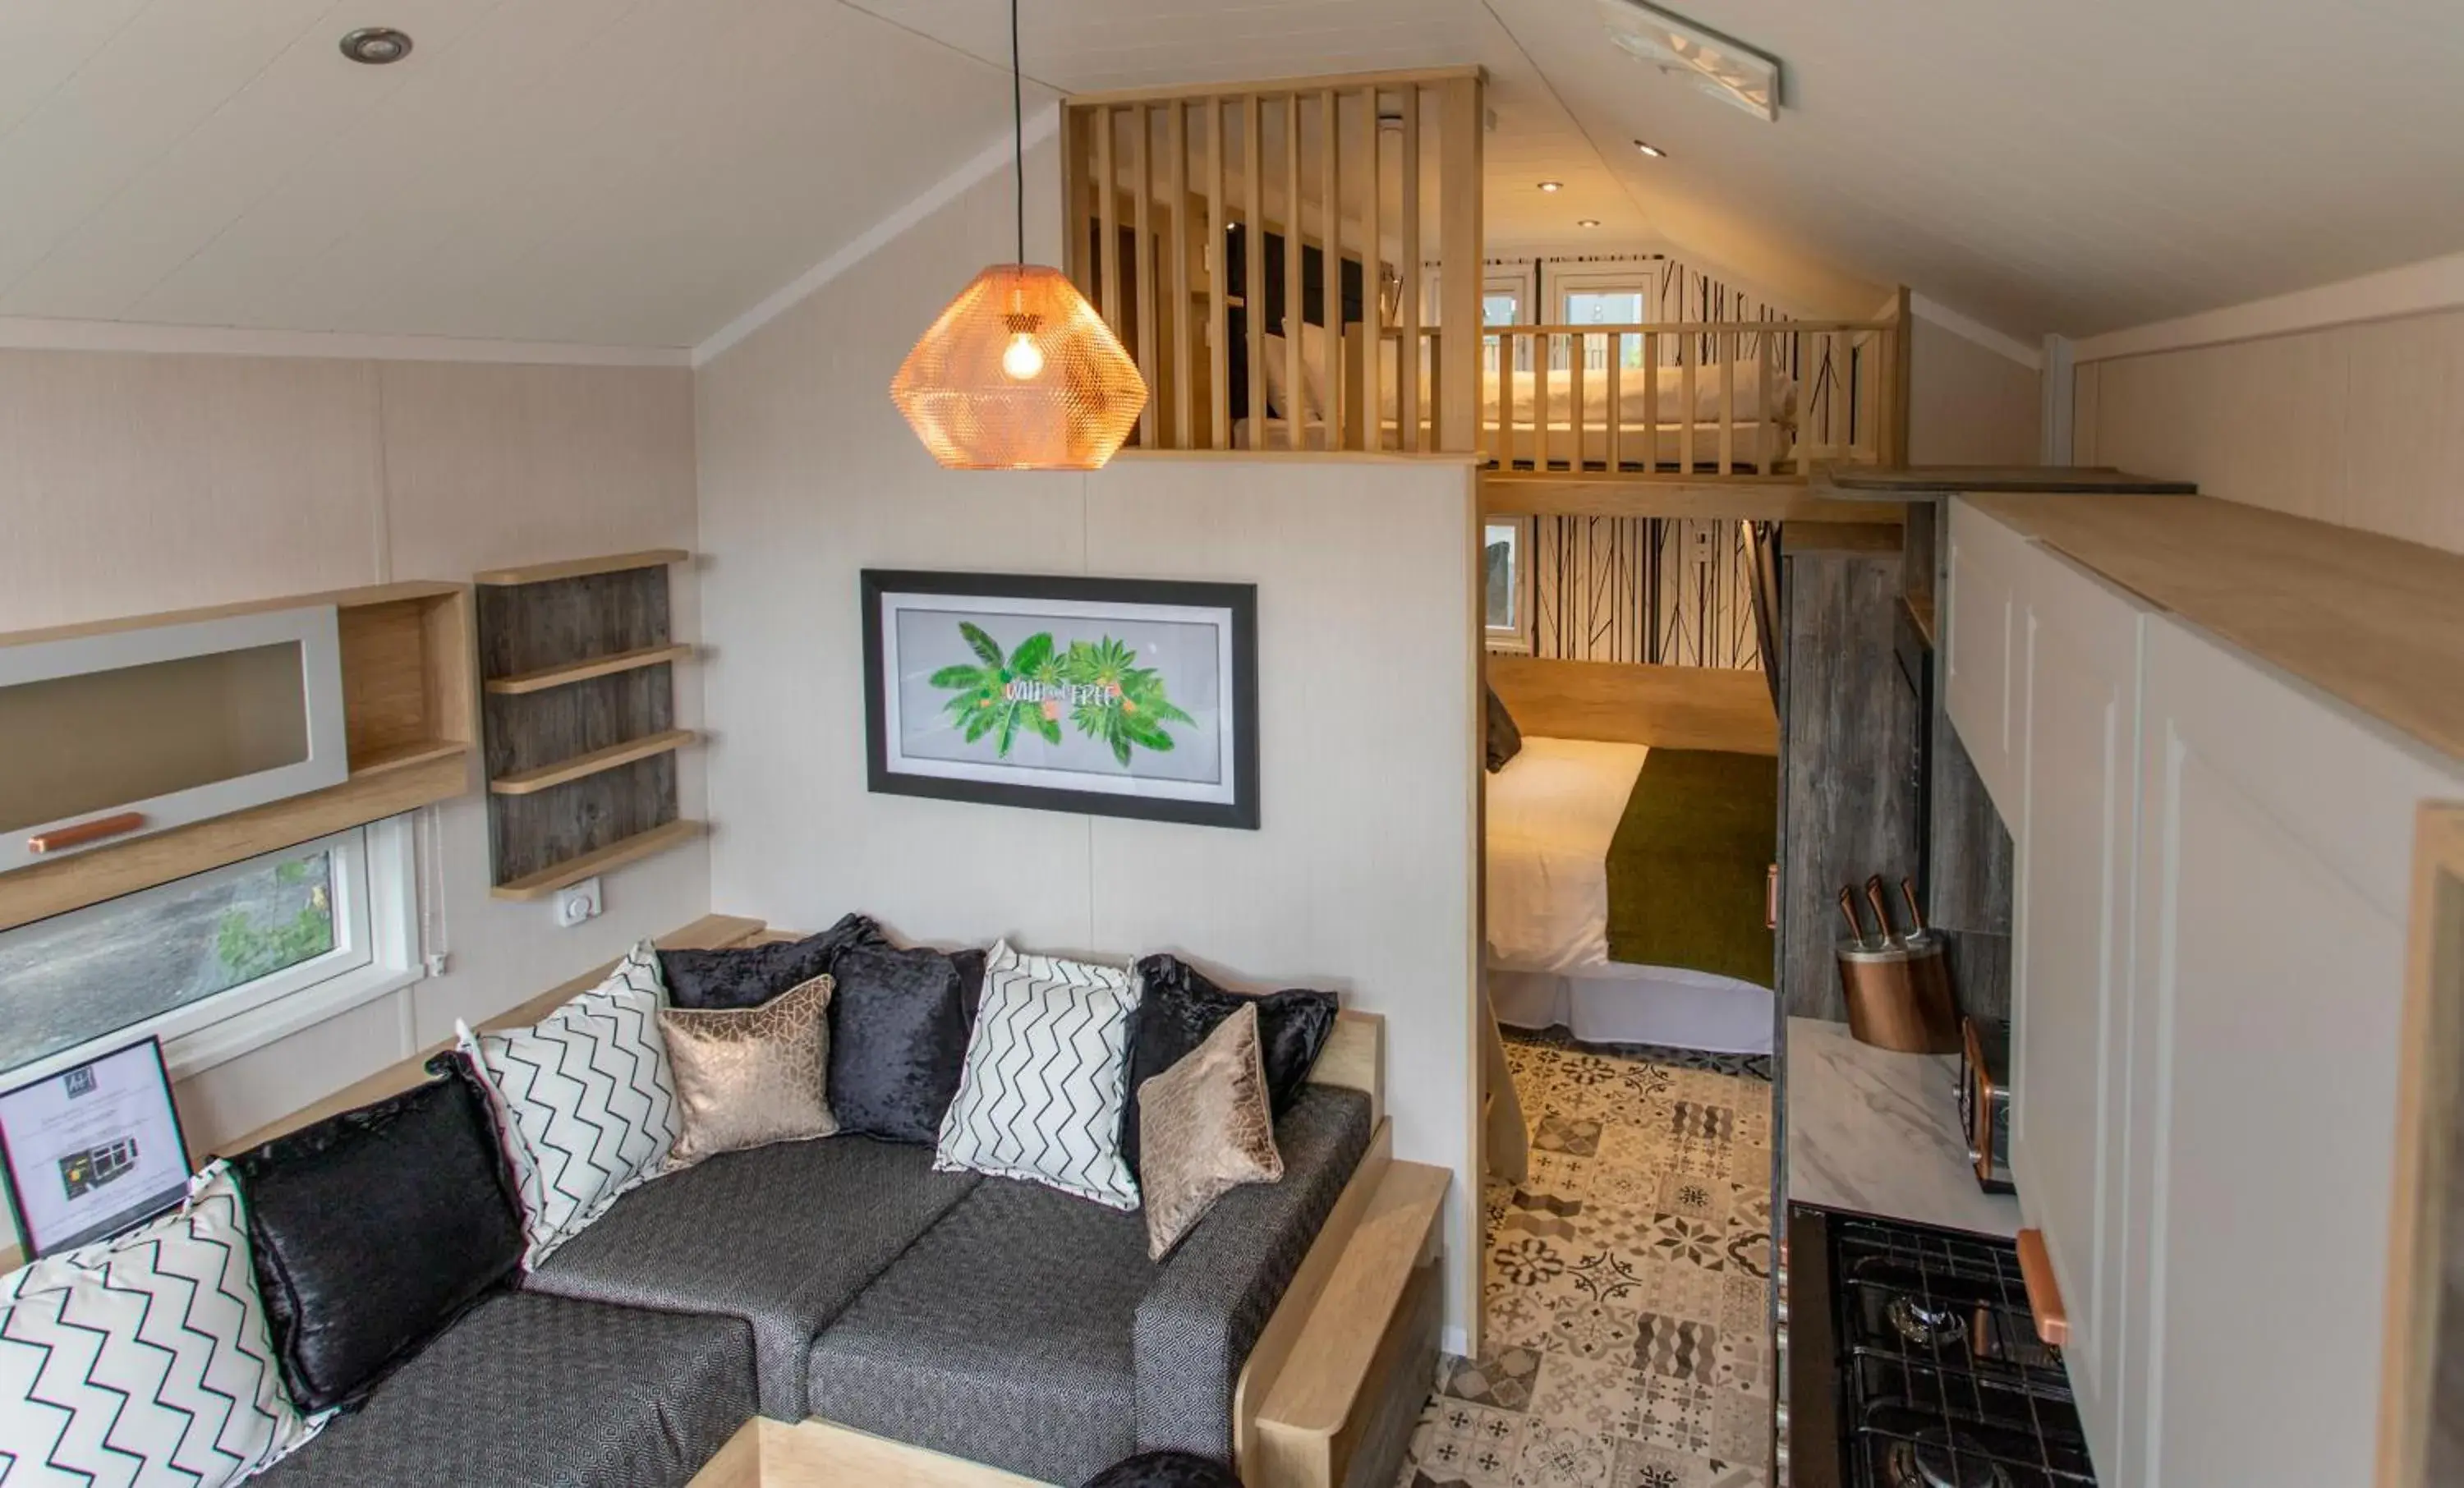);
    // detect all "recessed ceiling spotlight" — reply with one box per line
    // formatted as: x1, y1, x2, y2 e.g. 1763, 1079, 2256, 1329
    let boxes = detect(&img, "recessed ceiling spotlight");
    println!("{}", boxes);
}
339, 26, 412, 65
1538, 180, 1565, 192
1634, 139, 1667, 158
1577, 218, 1603, 228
